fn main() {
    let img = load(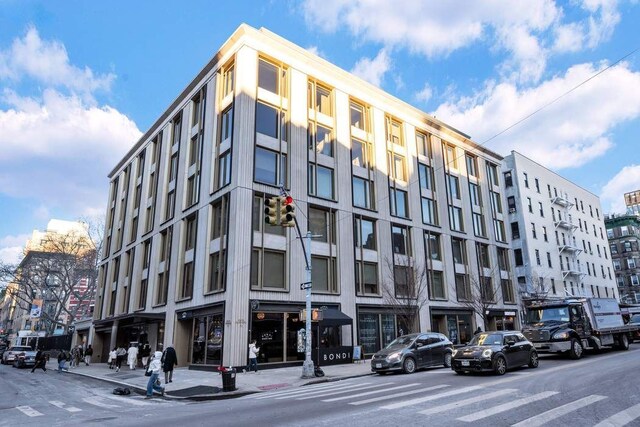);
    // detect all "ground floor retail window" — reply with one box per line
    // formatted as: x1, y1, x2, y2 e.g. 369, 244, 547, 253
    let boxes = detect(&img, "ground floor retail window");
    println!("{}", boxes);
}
492, 315, 516, 331
250, 311, 306, 364
191, 314, 223, 365
358, 312, 412, 355
431, 313, 472, 345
